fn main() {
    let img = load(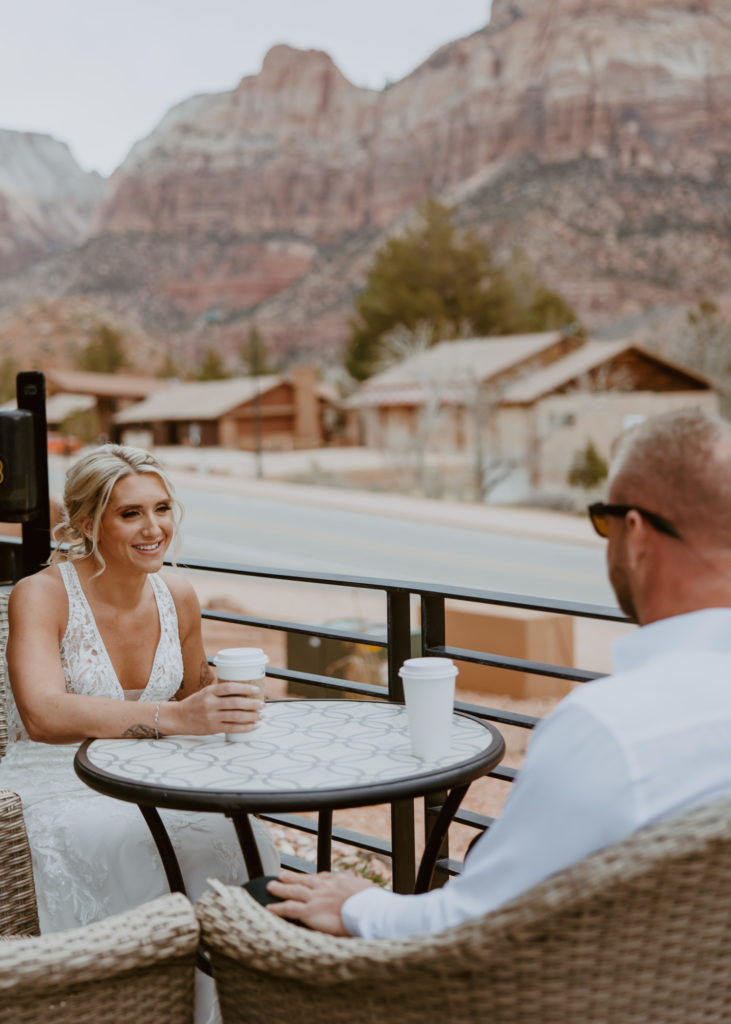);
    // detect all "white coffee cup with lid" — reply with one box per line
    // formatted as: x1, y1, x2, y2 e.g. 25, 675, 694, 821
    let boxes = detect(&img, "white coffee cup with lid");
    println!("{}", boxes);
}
398, 656, 458, 760
214, 647, 268, 743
